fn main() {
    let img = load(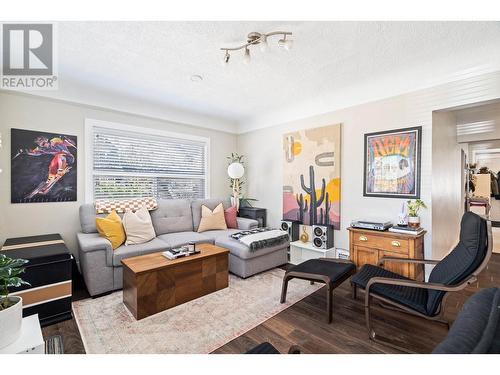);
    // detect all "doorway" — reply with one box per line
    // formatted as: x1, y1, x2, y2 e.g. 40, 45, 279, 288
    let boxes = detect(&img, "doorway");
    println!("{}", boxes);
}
432, 99, 500, 255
